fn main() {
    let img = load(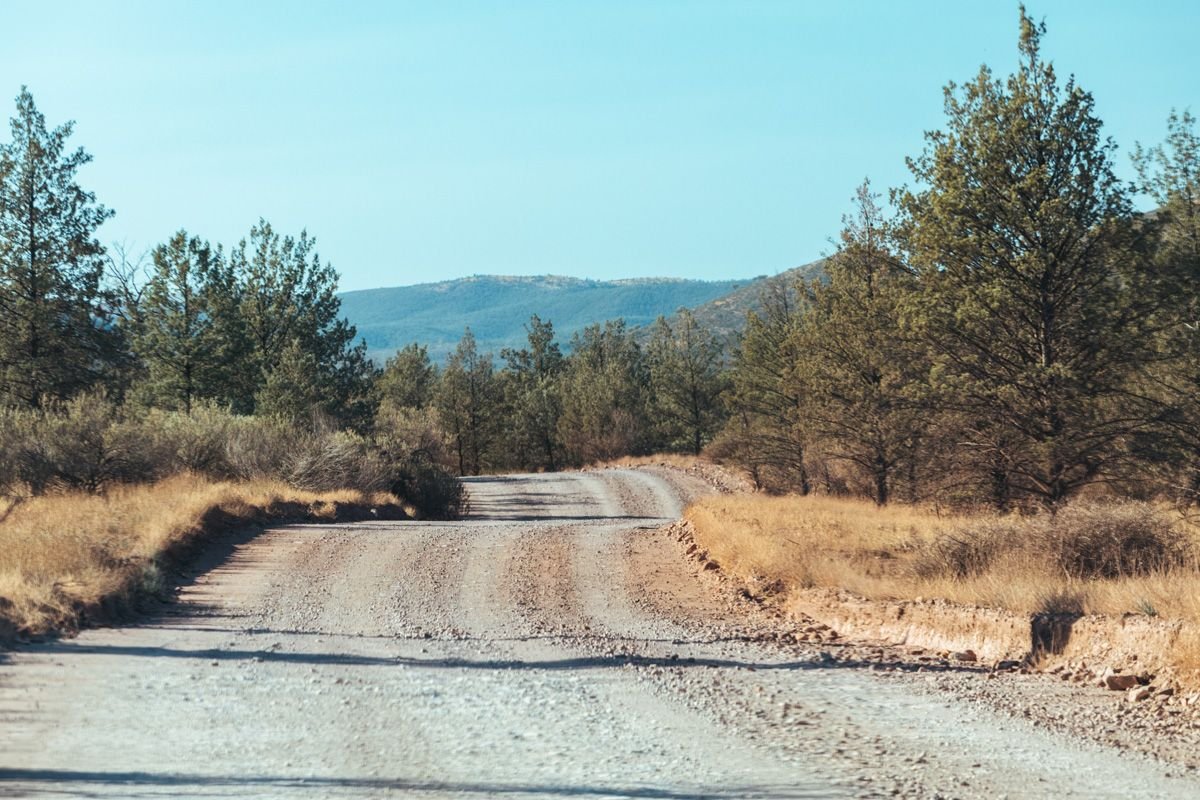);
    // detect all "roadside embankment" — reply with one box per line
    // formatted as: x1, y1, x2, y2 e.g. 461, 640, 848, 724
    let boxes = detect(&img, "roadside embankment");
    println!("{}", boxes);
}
0, 474, 406, 644
681, 491, 1200, 689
